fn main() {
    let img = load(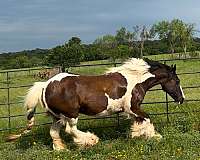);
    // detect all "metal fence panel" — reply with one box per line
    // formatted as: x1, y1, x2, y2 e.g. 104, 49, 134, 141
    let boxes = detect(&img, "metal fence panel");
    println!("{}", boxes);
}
0, 58, 199, 132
